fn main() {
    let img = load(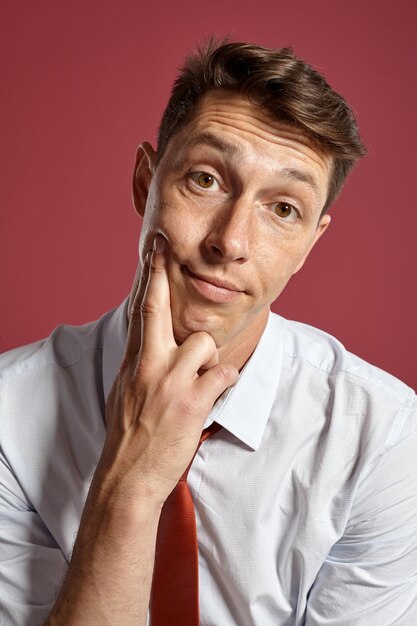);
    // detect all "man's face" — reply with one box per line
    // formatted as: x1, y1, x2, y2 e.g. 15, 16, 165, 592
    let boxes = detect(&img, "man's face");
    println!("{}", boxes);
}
134, 91, 331, 360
